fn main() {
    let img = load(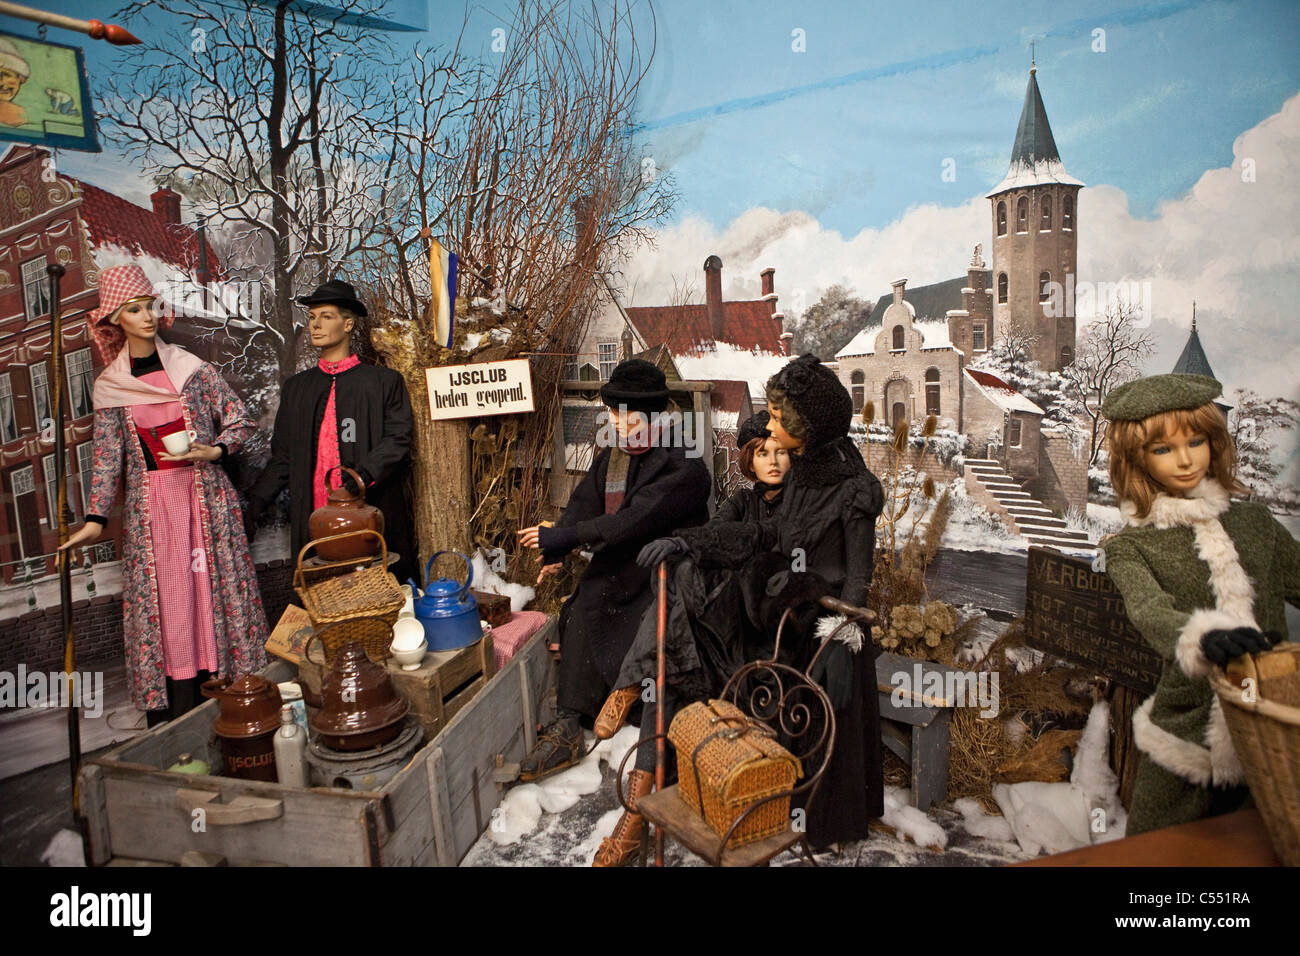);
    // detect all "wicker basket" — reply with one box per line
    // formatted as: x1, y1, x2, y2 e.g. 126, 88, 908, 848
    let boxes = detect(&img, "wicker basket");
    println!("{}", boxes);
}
1211, 643, 1300, 865
668, 699, 802, 847
294, 531, 402, 659
305, 618, 395, 666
